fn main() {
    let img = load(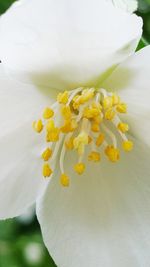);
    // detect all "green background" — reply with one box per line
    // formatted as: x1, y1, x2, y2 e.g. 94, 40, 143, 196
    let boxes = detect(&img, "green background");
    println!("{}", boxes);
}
0, 0, 149, 266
